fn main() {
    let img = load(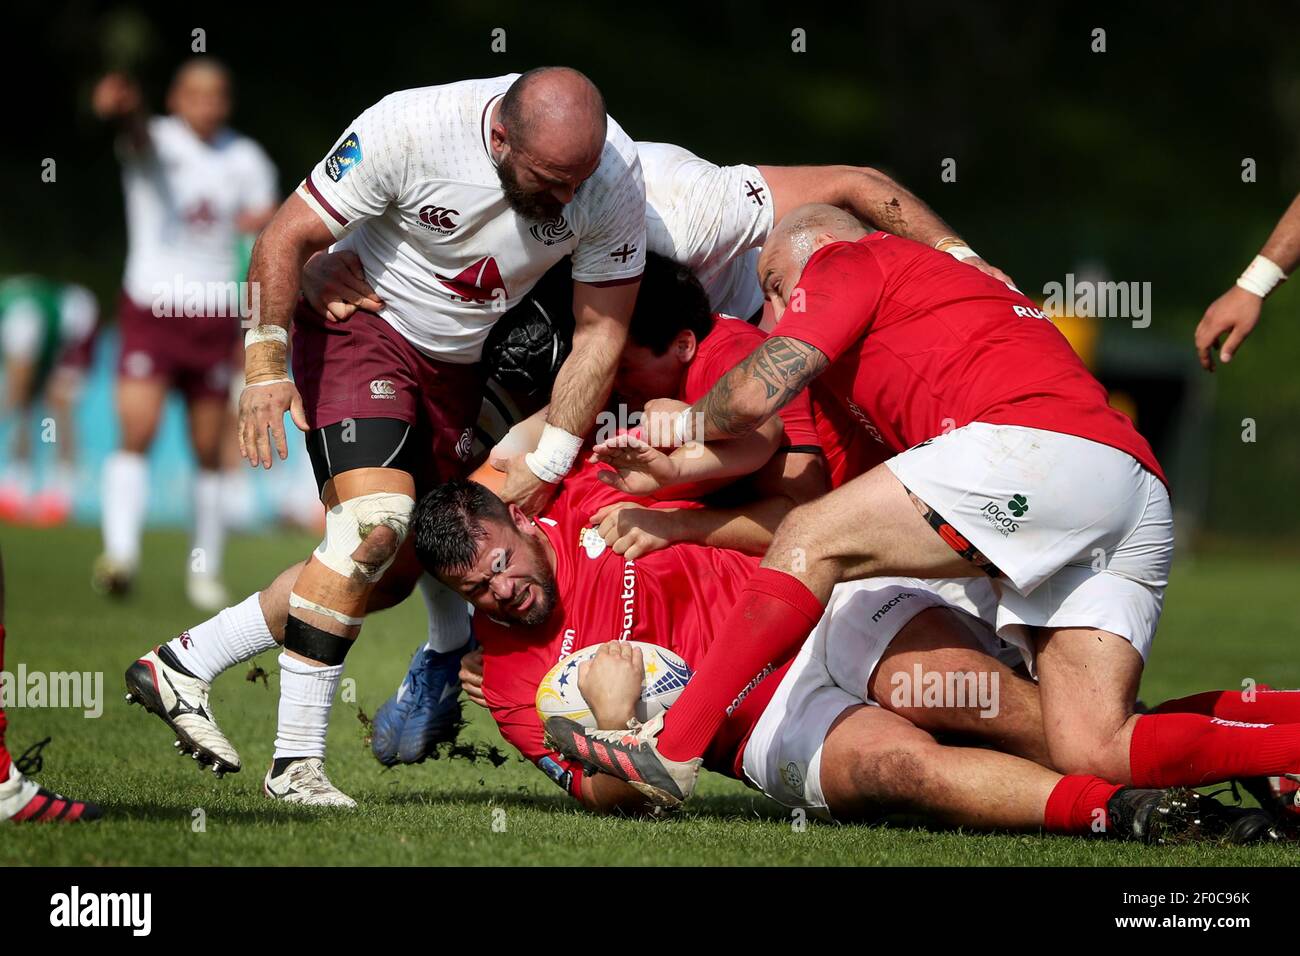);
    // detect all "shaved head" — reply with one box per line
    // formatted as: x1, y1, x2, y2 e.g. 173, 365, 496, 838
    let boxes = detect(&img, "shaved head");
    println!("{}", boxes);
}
492, 67, 608, 222
500, 66, 606, 158
759, 203, 869, 320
